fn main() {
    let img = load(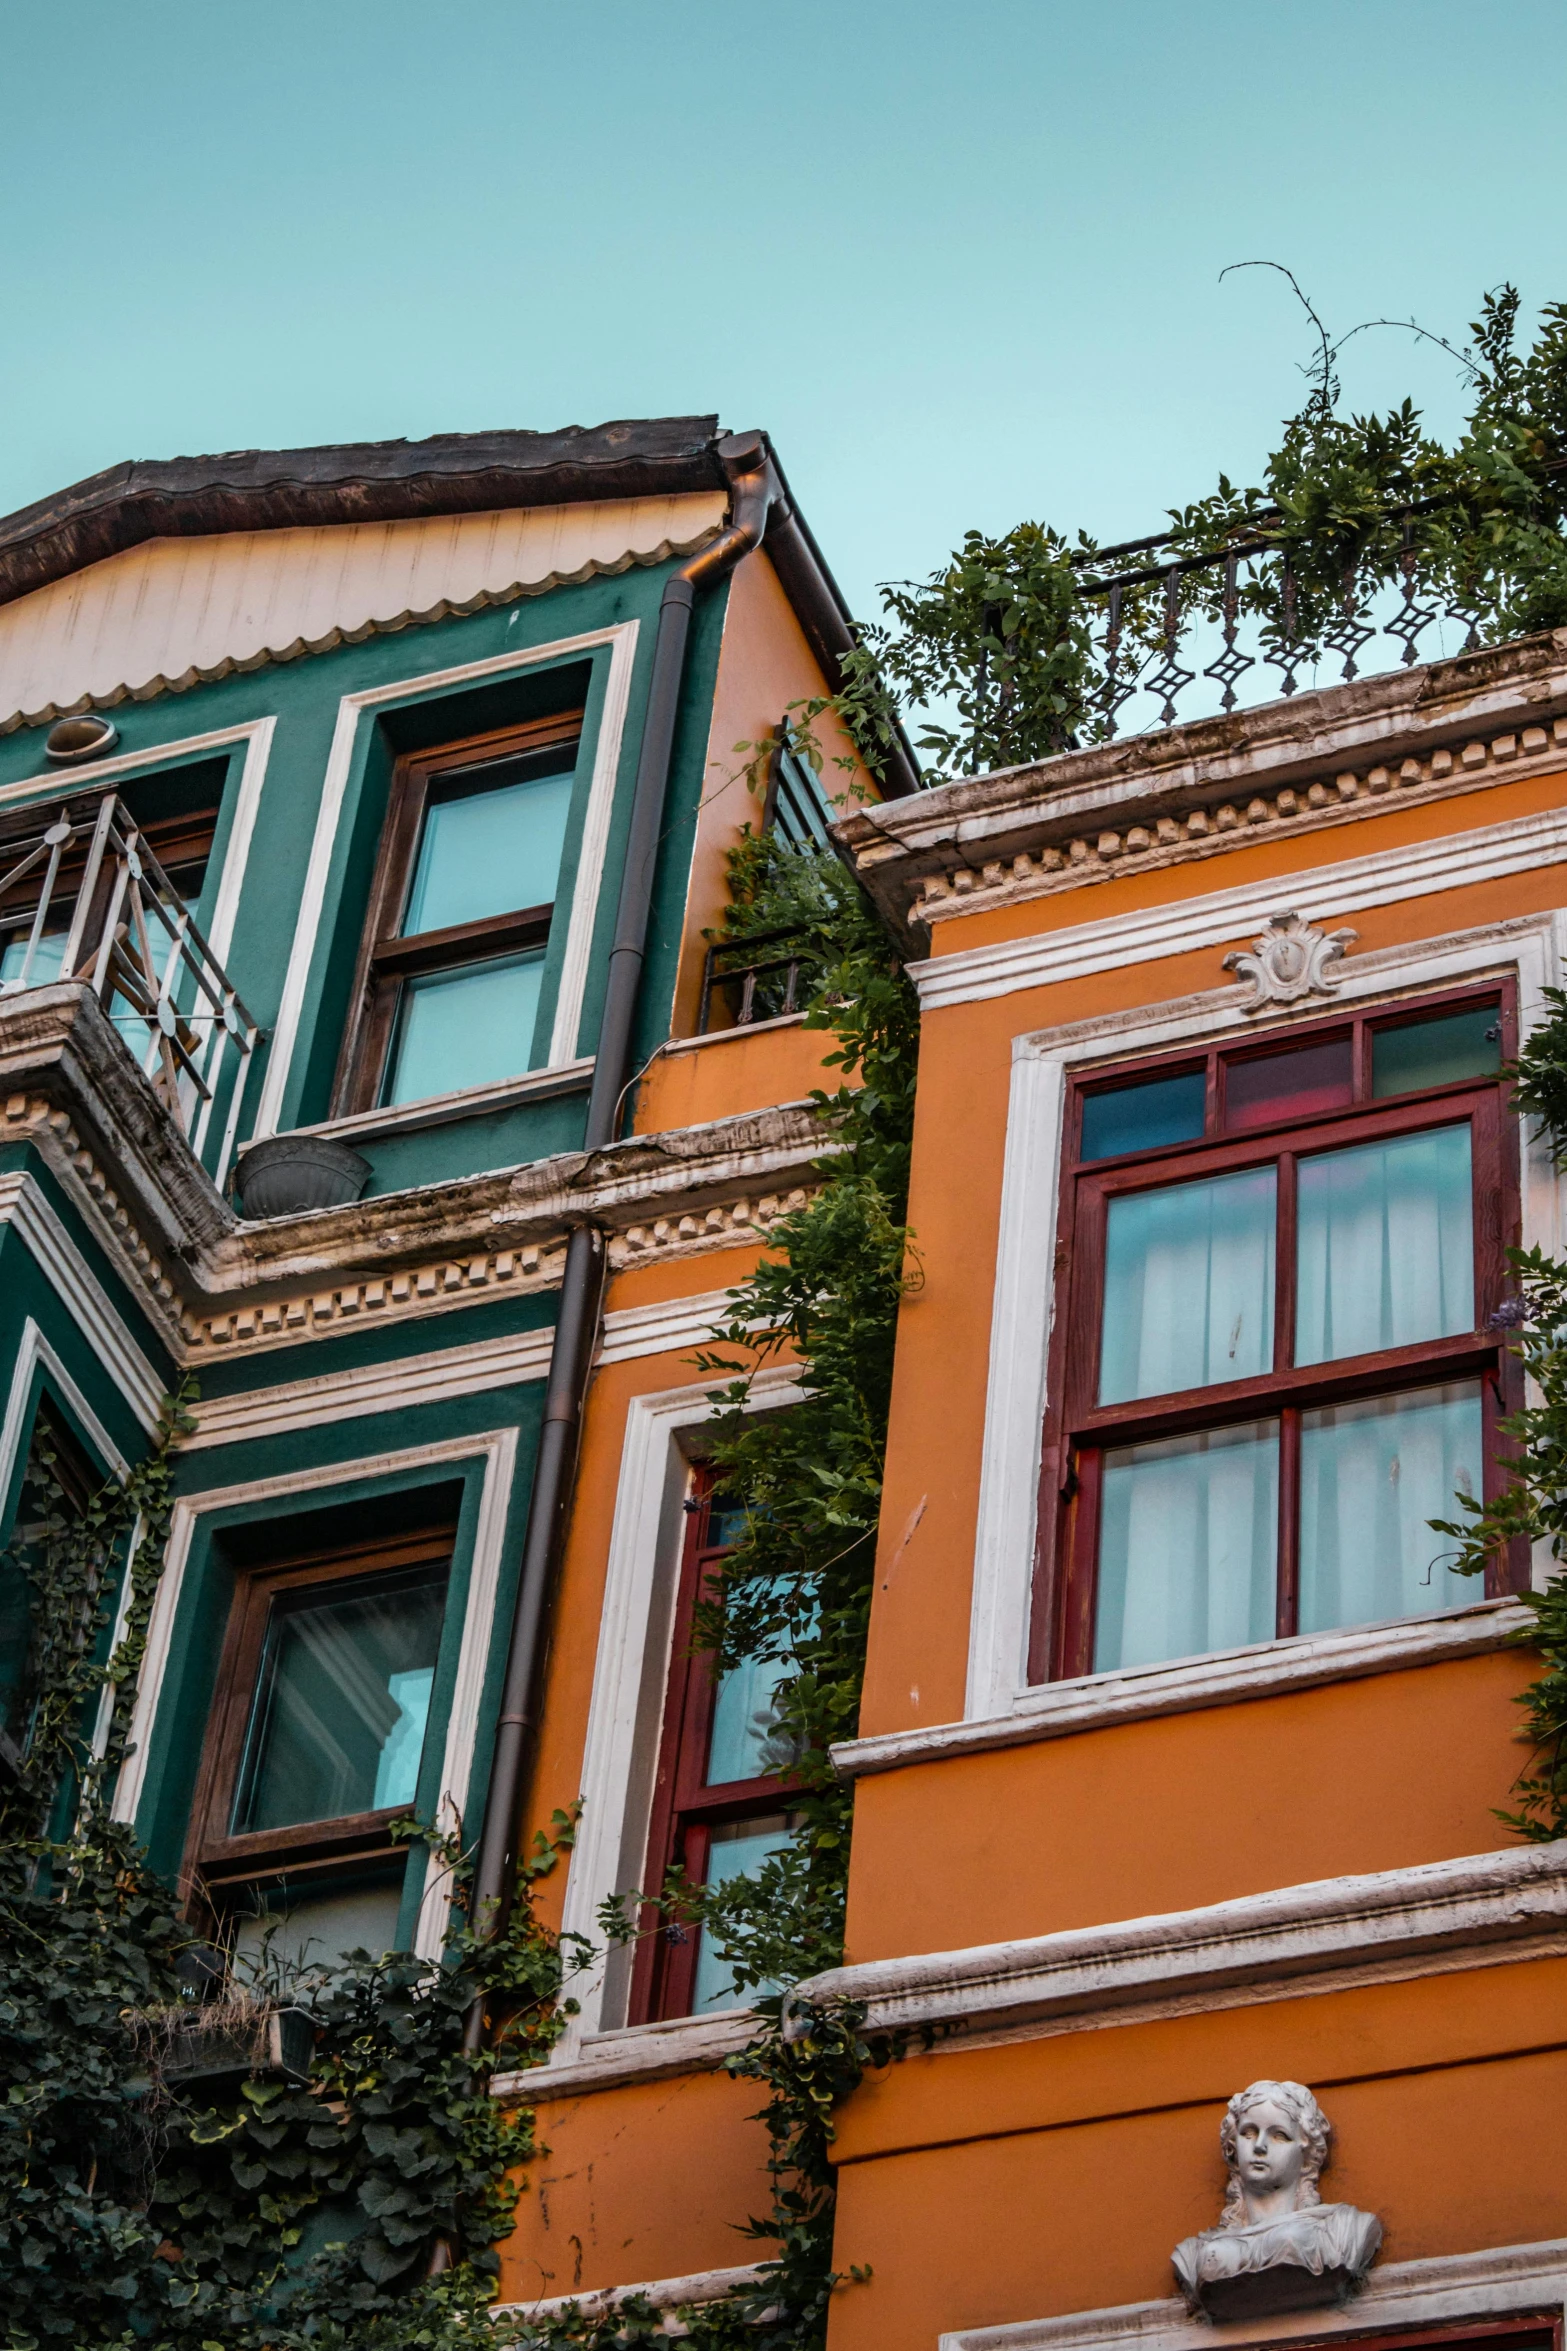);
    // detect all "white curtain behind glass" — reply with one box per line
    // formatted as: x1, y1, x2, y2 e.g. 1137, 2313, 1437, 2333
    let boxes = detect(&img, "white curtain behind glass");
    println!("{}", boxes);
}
1295, 1125, 1473, 1365
1100, 1168, 1276, 1403
1299, 1380, 1482, 1632
1095, 1421, 1278, 1670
